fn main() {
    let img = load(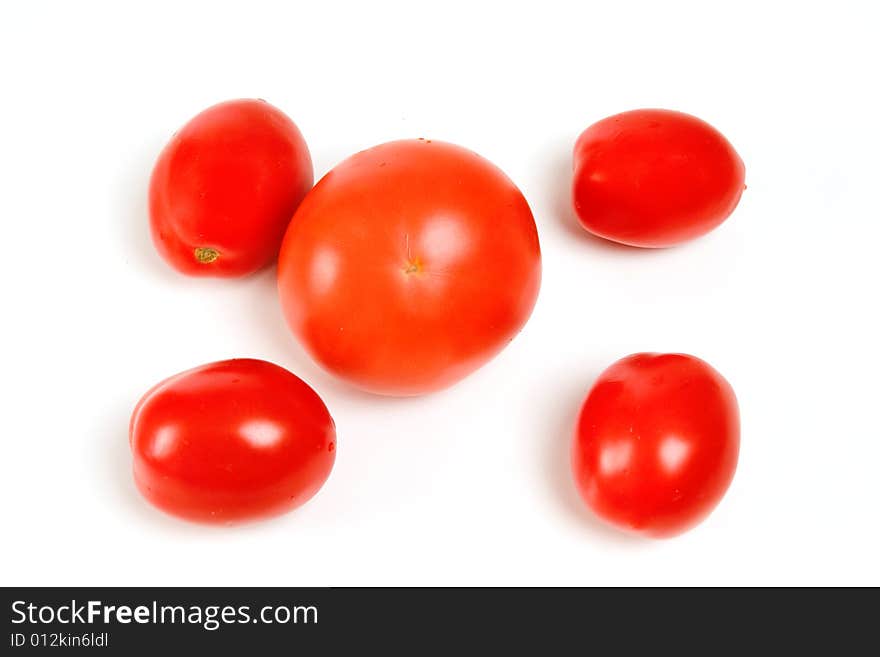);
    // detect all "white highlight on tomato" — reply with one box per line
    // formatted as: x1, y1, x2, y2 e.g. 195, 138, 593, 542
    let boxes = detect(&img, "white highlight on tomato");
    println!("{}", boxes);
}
150, 425, 178, 459
599, 441, 633, 476
309, 247, 340, 296
239, 420, 284, 448
659, 435, 691, 475
416, 216, 472, 268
